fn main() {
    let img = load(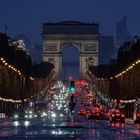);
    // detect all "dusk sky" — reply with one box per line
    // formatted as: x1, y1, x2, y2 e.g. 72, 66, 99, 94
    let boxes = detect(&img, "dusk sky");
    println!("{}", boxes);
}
0, 0, 140, 44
